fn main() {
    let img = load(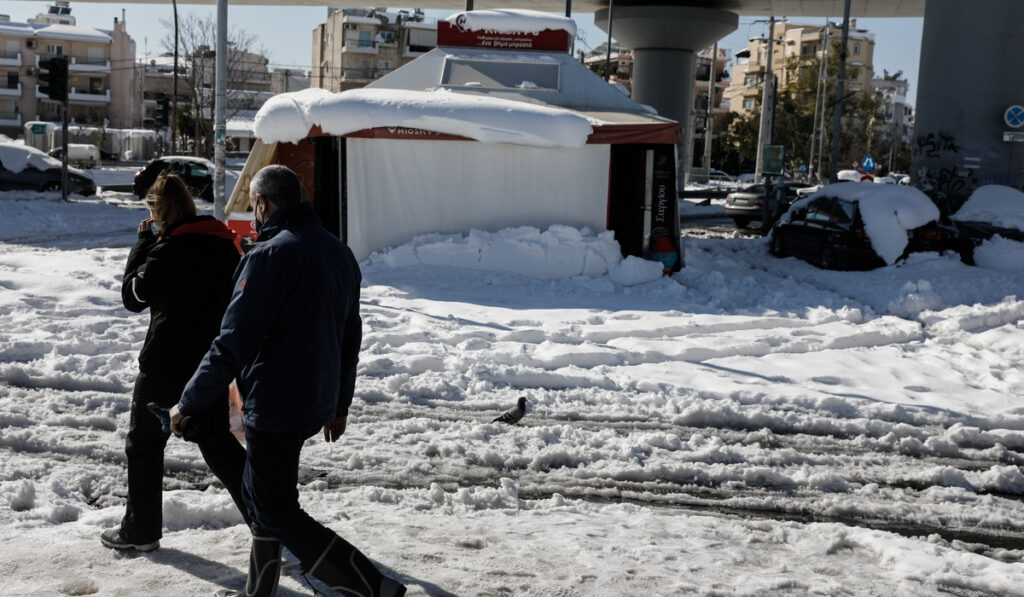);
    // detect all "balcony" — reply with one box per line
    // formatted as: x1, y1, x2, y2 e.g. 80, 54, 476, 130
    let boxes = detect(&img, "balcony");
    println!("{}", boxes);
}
0, 82, 22, 97
341, 67, 374, 82
0, 111, 21, 127
342, 39, 378, 55
69, 56, 111, 73
69, 87, 110, 103
0, 50, 21, 67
